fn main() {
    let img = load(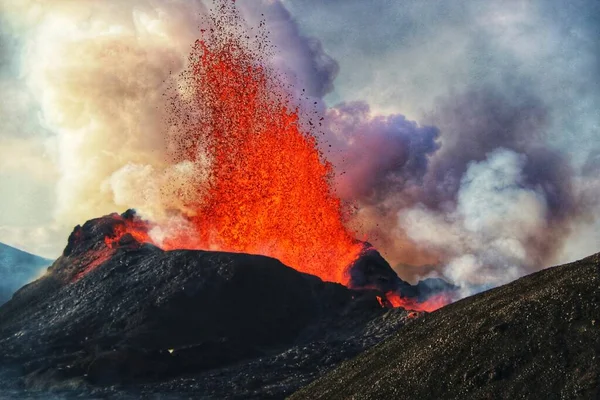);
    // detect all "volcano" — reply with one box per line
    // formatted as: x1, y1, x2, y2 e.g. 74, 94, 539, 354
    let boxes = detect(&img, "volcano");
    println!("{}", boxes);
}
0, 6, 456, 397
0, 210, 449, 399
